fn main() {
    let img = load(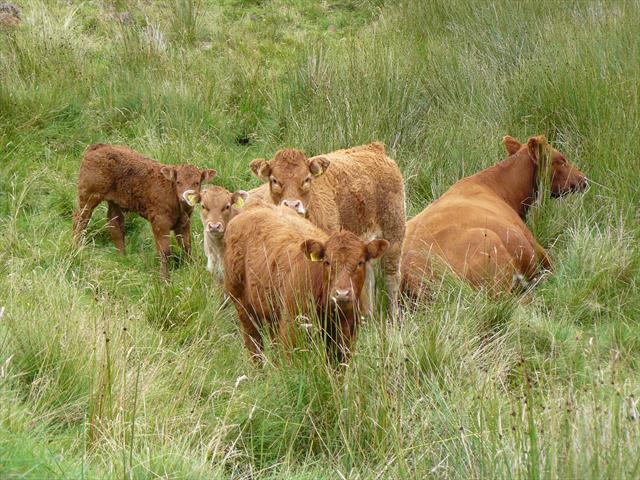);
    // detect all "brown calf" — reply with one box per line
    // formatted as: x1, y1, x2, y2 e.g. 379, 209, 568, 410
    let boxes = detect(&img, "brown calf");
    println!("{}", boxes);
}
249, 142, 405, 313
401, 135, 587, 297
224, 201, 388, 364
72, 144, 216, 278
